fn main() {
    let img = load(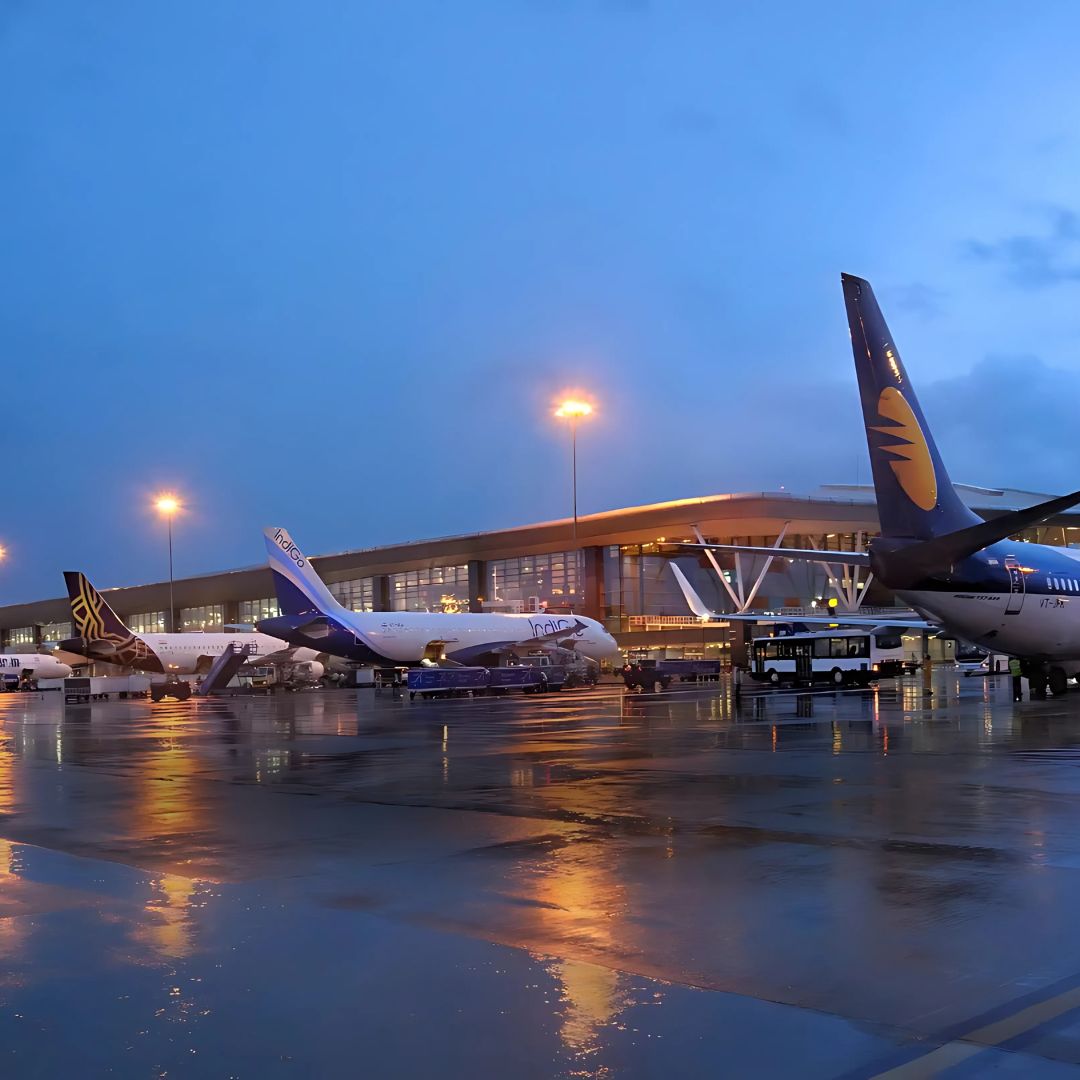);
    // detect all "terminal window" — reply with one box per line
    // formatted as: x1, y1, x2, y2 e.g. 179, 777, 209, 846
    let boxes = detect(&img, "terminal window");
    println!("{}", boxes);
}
328, 577, 375, 612
40, 621, 72, 643
391, 565, 469, 612
128, 611, 167, 634
179, 604, 225, 632
7, 627, 35, 646
238, 598, 281, 624
486, 552, 582, 612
